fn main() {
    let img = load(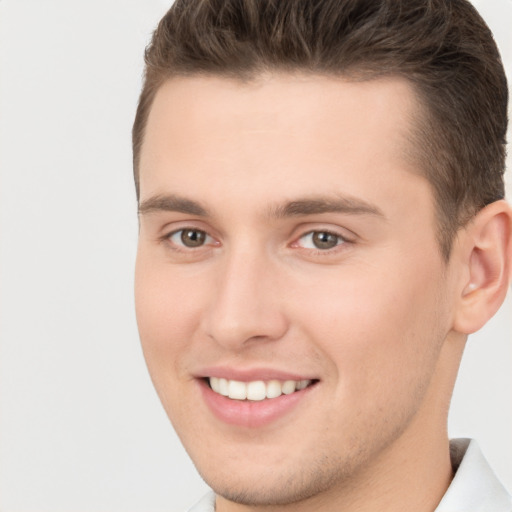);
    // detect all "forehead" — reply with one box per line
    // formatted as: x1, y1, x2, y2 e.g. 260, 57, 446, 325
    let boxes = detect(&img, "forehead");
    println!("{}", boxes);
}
139, 73, 428, 219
